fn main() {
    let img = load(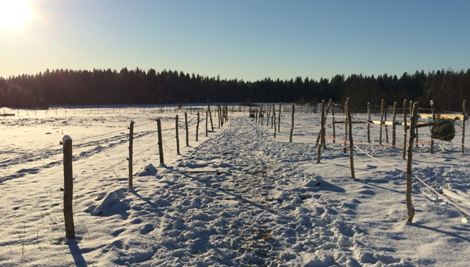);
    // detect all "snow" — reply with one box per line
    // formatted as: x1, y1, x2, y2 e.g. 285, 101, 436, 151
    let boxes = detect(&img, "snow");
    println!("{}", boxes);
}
1, 105, 470, 266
